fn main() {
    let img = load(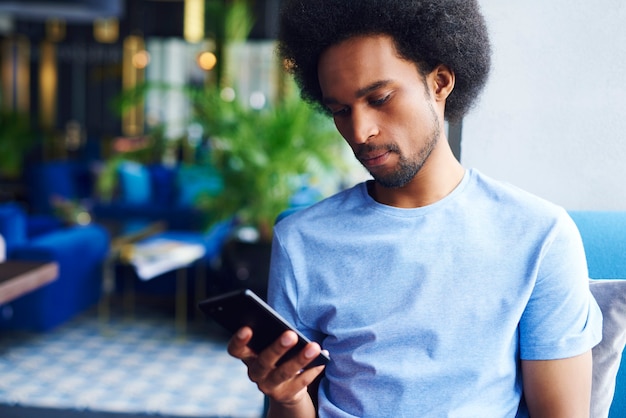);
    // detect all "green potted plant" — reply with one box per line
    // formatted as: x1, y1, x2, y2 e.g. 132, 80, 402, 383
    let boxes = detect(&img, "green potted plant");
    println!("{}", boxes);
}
188, 84, 349, 299
0, 110, 37, 180
189, 85, 348, 240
